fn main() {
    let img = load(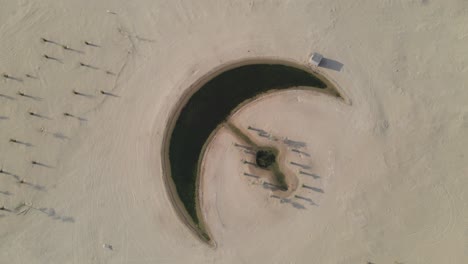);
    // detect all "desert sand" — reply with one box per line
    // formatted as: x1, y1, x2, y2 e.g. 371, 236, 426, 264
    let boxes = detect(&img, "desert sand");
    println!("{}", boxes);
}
1, 0, 468, 263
